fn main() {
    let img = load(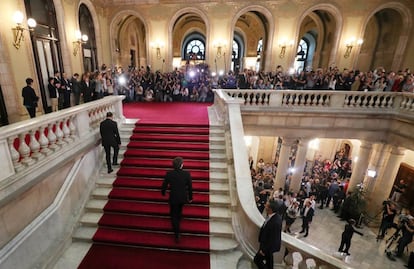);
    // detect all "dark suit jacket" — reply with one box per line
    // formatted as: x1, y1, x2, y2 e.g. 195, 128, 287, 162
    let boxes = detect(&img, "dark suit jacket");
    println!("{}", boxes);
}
48, 83, 58, 98
258, 213, 282, 254
80, 80, 94, 102
302, 206, 314, 223
161, 169, 192, 204
22, 86, 38, 107
99, 118, 121, 147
